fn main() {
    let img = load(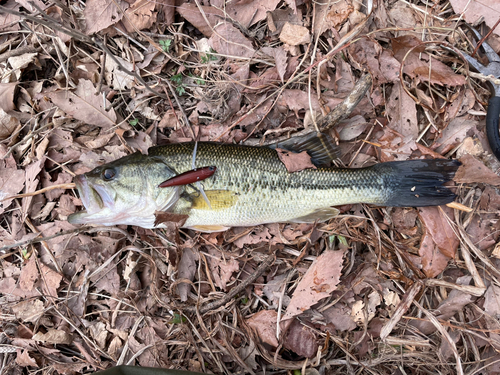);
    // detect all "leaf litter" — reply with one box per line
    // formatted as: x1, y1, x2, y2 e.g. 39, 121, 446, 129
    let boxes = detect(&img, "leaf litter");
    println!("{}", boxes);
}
1, 0, 500, 374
